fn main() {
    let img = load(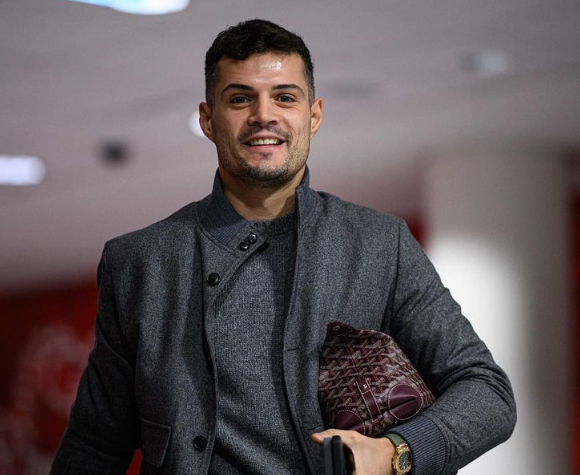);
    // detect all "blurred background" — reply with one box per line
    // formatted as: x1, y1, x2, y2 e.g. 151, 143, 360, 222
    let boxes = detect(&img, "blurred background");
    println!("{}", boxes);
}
1, 0, 579, 473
